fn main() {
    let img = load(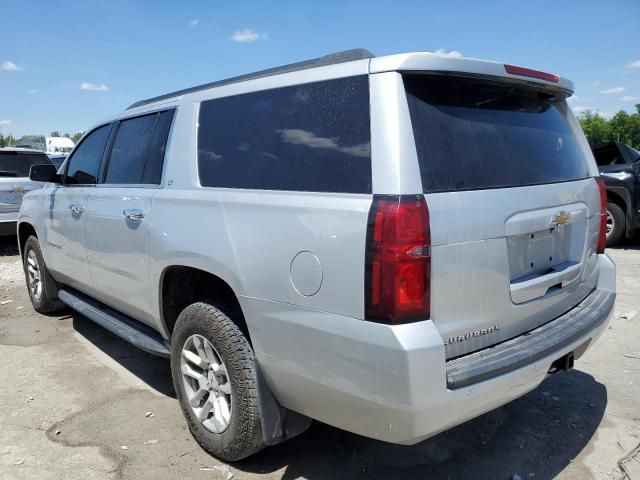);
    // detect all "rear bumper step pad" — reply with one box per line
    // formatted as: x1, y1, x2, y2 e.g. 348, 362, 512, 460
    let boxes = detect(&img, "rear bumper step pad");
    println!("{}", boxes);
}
446, 289, 615, 389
